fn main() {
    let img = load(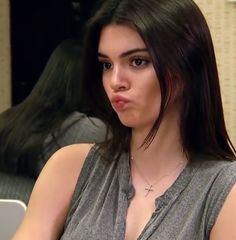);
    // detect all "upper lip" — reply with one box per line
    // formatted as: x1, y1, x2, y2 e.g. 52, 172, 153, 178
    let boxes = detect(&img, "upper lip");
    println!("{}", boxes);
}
111, 95, 130, 104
